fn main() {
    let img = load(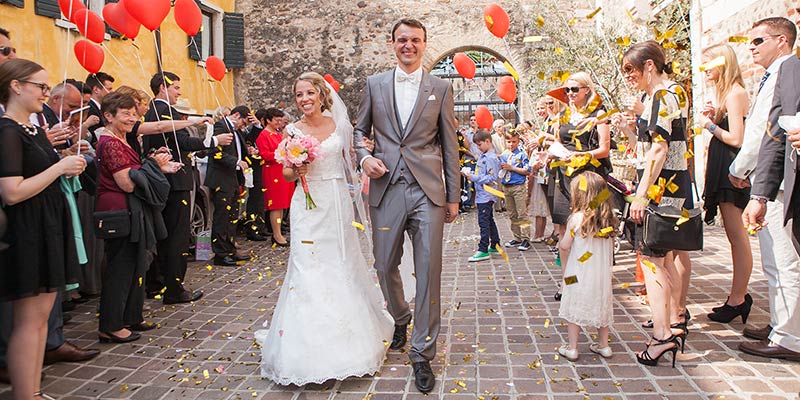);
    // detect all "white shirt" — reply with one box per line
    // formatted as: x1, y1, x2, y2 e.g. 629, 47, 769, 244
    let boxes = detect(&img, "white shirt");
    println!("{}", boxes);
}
225, 116, 243, 166
394, 66, 422, 129
730, 54, 792, 179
